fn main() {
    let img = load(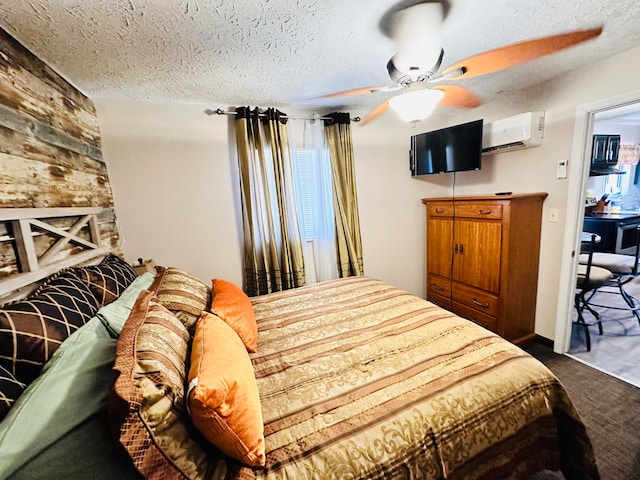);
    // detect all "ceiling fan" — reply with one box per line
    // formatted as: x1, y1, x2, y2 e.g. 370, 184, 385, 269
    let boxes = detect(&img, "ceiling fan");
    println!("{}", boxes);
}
320, 2, 603, 125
